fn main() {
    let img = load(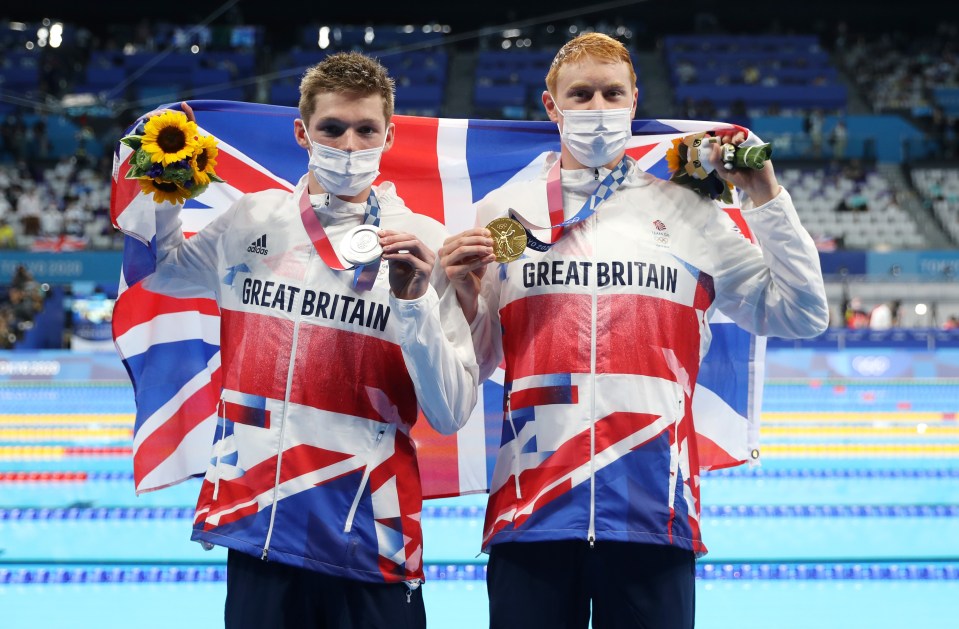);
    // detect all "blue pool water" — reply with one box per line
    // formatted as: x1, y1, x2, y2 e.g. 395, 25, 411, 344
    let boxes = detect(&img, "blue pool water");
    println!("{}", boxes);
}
2, 352, 958, 628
